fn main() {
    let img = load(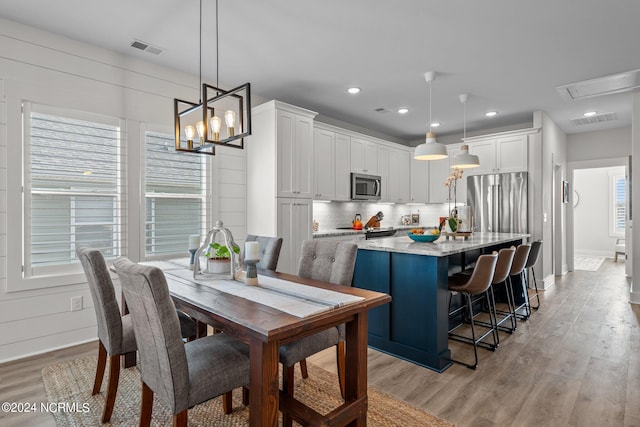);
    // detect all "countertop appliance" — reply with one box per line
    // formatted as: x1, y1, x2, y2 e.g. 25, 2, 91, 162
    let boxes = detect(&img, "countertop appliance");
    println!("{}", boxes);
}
467, 172, 528, 233
365, 228, 396, 239
351, 173, 381, 201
